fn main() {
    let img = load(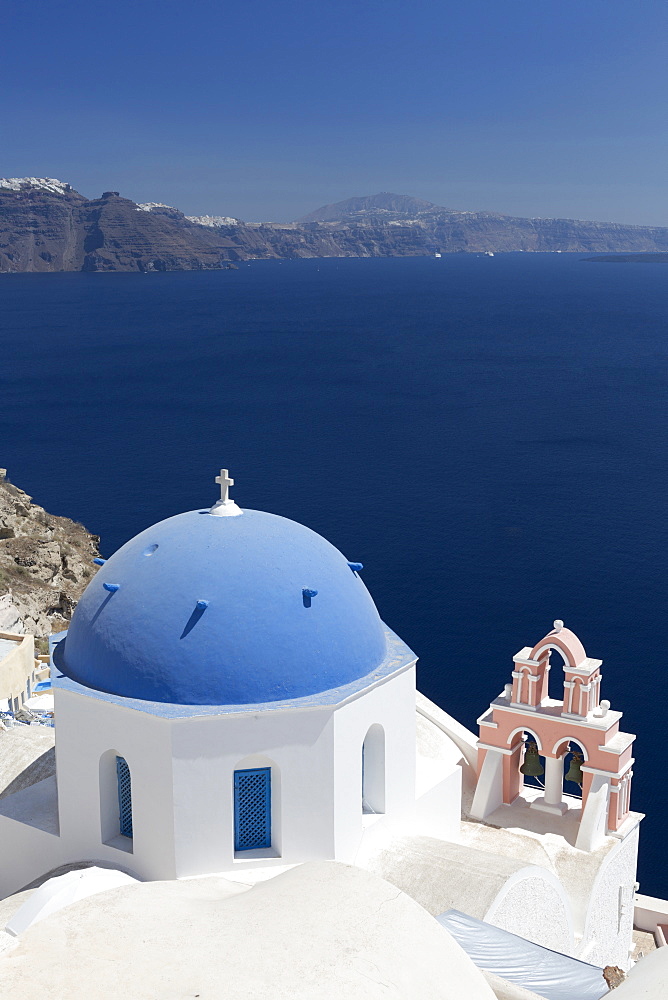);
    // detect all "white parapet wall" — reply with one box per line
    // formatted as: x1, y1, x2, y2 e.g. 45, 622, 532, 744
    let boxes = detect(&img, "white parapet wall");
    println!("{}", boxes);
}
634, 893, 668, 938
